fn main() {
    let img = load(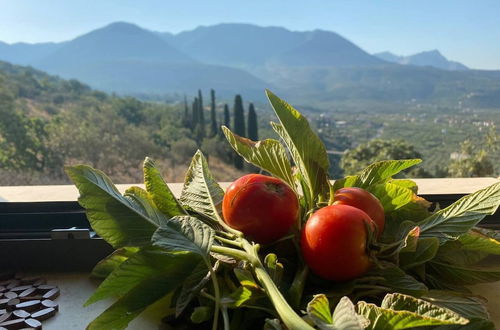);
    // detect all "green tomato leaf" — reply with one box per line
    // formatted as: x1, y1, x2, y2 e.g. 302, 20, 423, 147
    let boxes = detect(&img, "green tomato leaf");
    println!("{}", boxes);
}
389, 179, 418, 194
175, 259, 212, 317
264, 253, 284, 287
377, 265, 428, 296
152, 215, 214, 259
180, 150, 225, 223
86, 251, 195, 330
266, 90, 330, 204
434, 241, 488, 265
124, 187, 169, 226
422, 290, 490, 320
190, 306, 213, 324
307, 294, 333, 327
222, 126, 295, 188
91, 247, 140, 279
332, 296, 370, 330
85, 247, 199, 306
357, 159, 422, 188
419, 181, 500, 243
225, 286, 255, 308
357, 300, 468, 330
458, 228, 500, 255
143, 157, 186, 217
381, 293, 468, 324
66, 165, 162, 248
307, 295, 368, 330
368, 182, 414, 213
427, 260, 500, 285
400, 237, 440, 270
